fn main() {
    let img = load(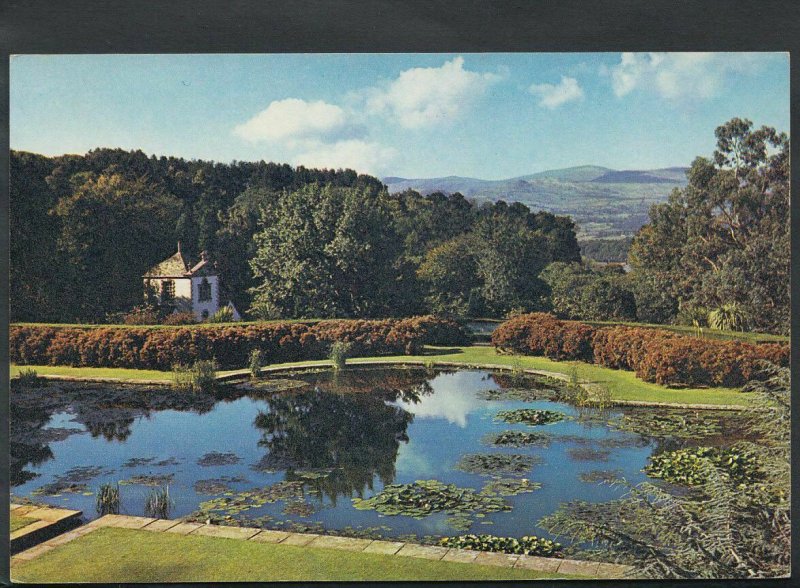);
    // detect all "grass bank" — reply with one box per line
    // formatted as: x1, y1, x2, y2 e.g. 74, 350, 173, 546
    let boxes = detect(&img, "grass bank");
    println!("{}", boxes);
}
10, 513, 36, 533
12, 346, 751, 406
10, 527, 574, 582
